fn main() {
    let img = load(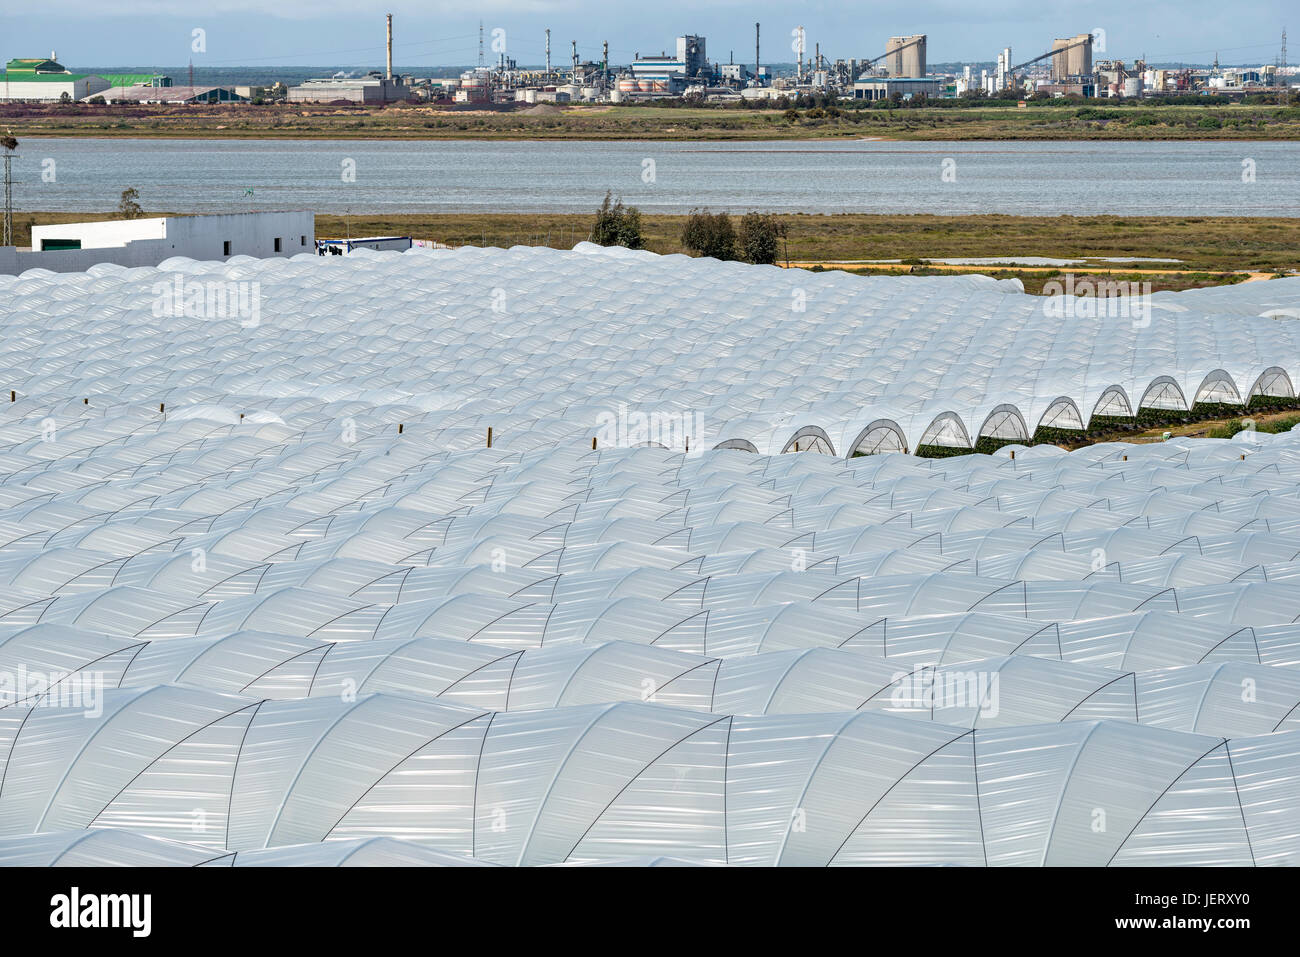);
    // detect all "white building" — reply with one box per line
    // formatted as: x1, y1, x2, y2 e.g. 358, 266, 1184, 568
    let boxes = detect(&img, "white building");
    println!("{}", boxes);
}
3, 211, 315, 275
